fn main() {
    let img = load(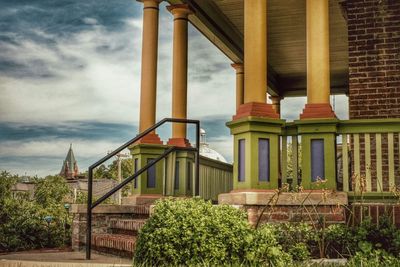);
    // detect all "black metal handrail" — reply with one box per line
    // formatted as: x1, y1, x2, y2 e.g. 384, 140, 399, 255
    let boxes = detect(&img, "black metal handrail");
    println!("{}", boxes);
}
86, 118, 200, 260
